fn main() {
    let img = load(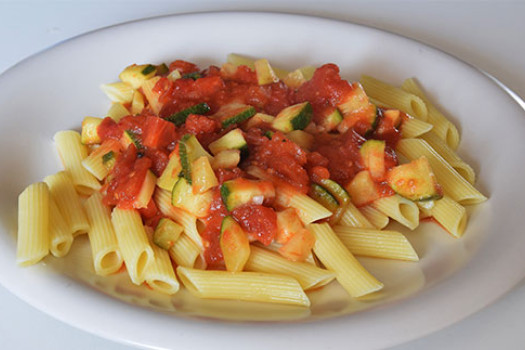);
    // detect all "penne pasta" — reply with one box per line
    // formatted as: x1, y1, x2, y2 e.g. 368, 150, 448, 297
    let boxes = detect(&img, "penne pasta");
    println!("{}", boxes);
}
154, 188, 203, 249
339, 201, 375, 228
371, 195, 420, 230
359, 205, 390, 230
428, 195, 468, 238
81, 139, 121, 181
54, 130, 101, 195
401, 117, 433, 139
308, 223, 383, 298
245, 246, 335, 290
333, 226, 419, 261
84, 192, 123, 276
17, 182, 50, 266
420, 132, 476, 184
44, 171, 89, 236
360, 75, 428, 121
144, 243, 180, 295
111, 207, 154, 284
106, 102, 130, 121
396, 139, 487, 205
177, 266, 311, 307
401, 78, 460, 149
168, 233, 206, 269
48, 197, 74, 257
